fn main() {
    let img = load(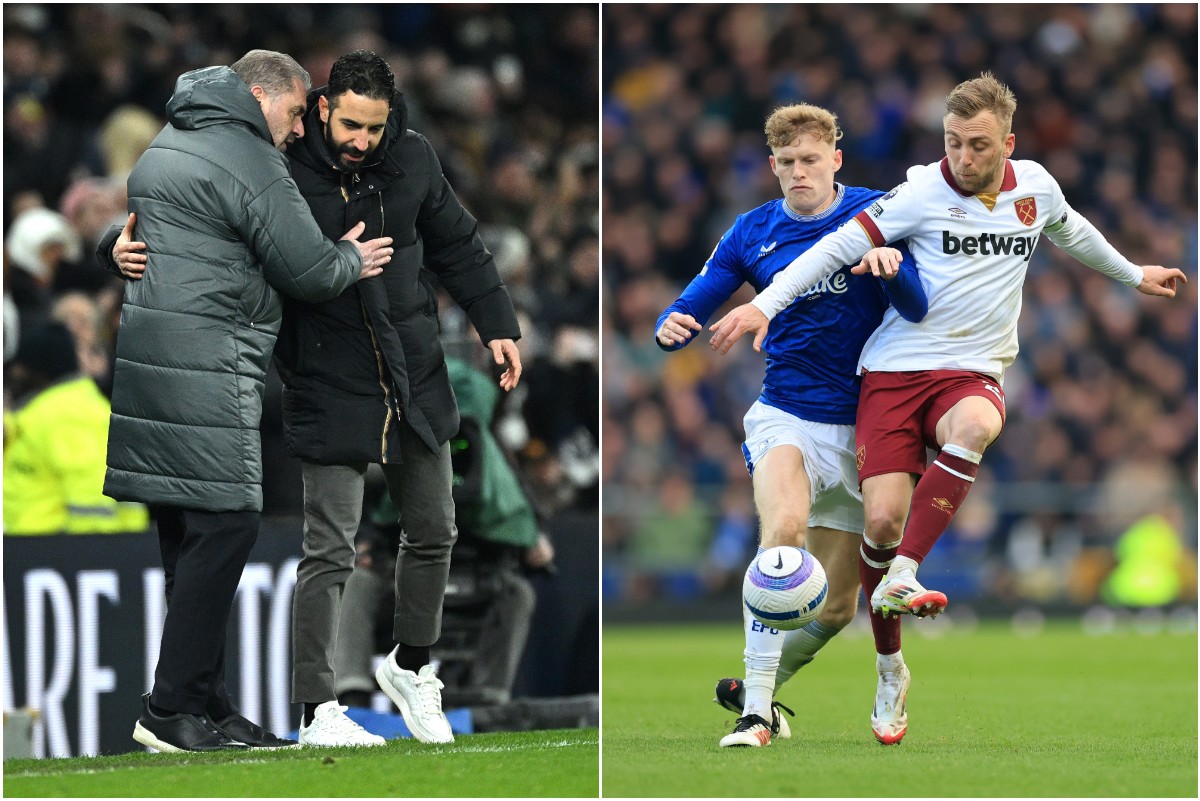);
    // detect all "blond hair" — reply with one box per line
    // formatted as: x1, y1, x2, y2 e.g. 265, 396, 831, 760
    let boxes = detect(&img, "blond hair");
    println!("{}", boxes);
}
944, 71, 1017, 134
764, 103, 843, 149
